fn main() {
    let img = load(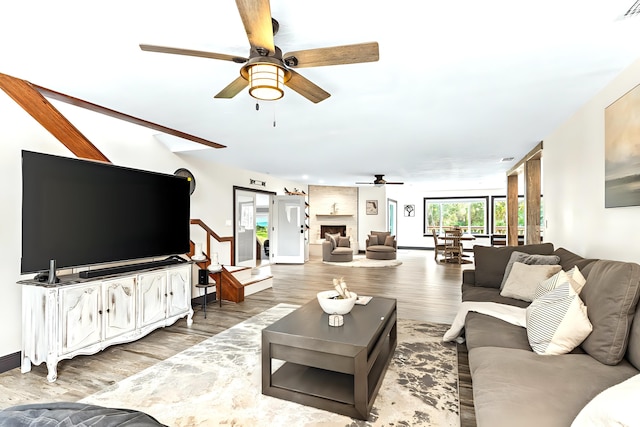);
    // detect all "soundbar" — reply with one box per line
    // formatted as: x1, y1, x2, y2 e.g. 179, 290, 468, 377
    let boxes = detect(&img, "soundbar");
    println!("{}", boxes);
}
79, 257, 185, 279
